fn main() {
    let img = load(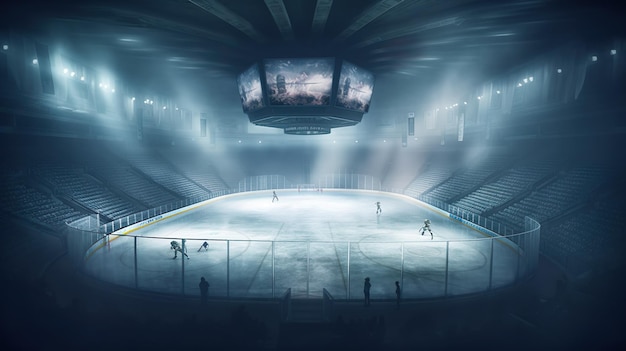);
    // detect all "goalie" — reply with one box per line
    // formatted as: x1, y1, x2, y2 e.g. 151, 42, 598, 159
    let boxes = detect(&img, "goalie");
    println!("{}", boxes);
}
170, 240, 190, 259
420, 219, 434, 240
